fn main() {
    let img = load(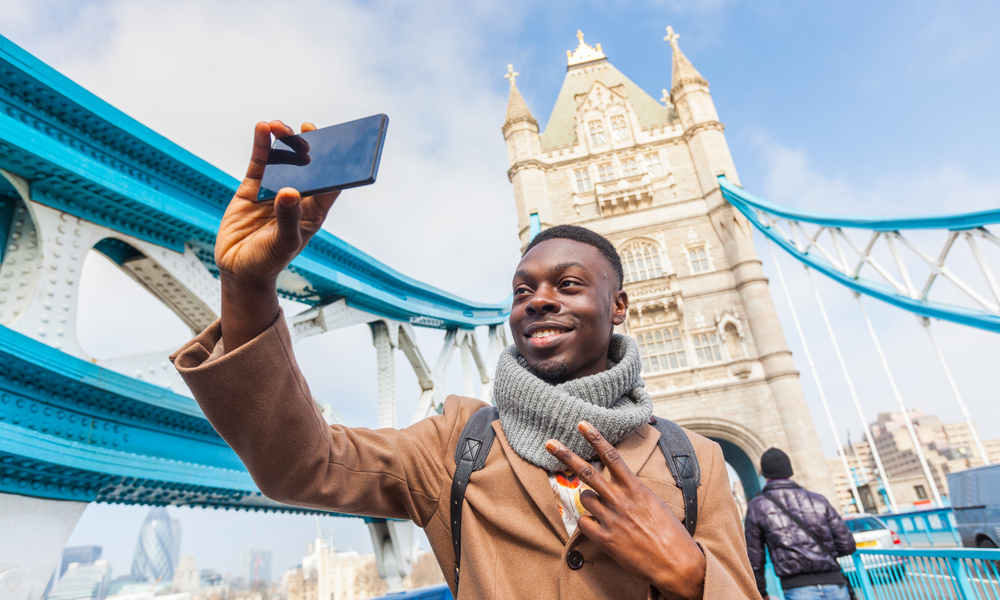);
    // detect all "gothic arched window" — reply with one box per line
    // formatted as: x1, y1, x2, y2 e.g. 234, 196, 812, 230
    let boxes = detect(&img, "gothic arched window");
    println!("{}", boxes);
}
636, 327, 687, 372
589, 120, 607, 146
610, 115, 630, 141
693, 332, 723, 364
621, 243, 663, 284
